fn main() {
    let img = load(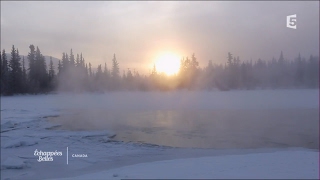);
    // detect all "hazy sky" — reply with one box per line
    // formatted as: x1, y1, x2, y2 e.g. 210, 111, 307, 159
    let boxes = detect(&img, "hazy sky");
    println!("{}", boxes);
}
1, 1, 319, 74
